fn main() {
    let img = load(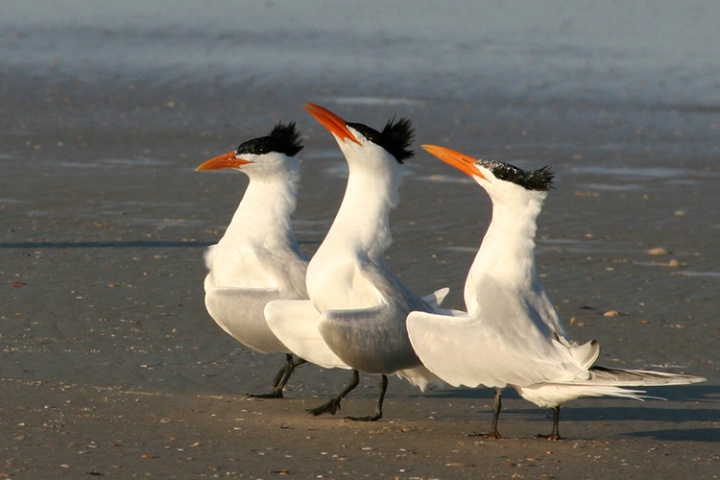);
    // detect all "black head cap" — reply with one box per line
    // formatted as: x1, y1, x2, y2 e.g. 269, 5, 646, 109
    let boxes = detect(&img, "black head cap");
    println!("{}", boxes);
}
346, 117, 414, 163
478, 160, 554, 191
236, 122, 303, 157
